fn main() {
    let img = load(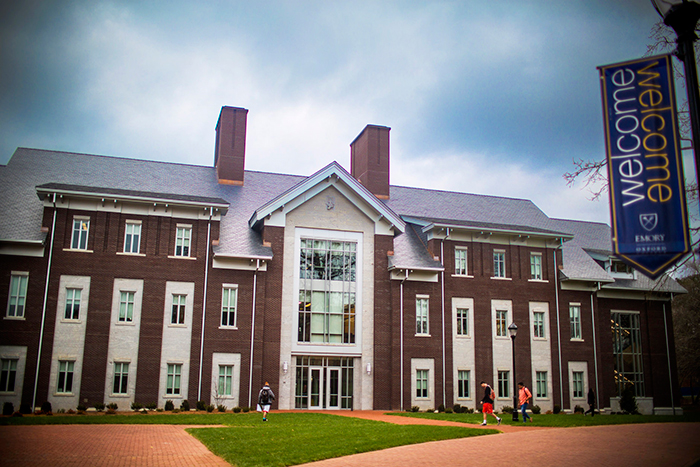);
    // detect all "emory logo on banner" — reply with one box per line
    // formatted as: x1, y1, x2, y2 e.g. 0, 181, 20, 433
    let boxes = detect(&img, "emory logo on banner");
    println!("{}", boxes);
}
598, 54, 689, 279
